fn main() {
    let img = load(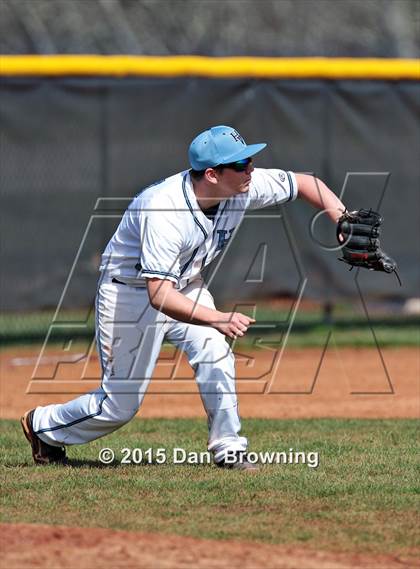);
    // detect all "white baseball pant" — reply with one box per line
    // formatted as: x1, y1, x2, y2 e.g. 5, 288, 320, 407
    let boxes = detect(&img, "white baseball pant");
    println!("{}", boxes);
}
32, 277, 248, 463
